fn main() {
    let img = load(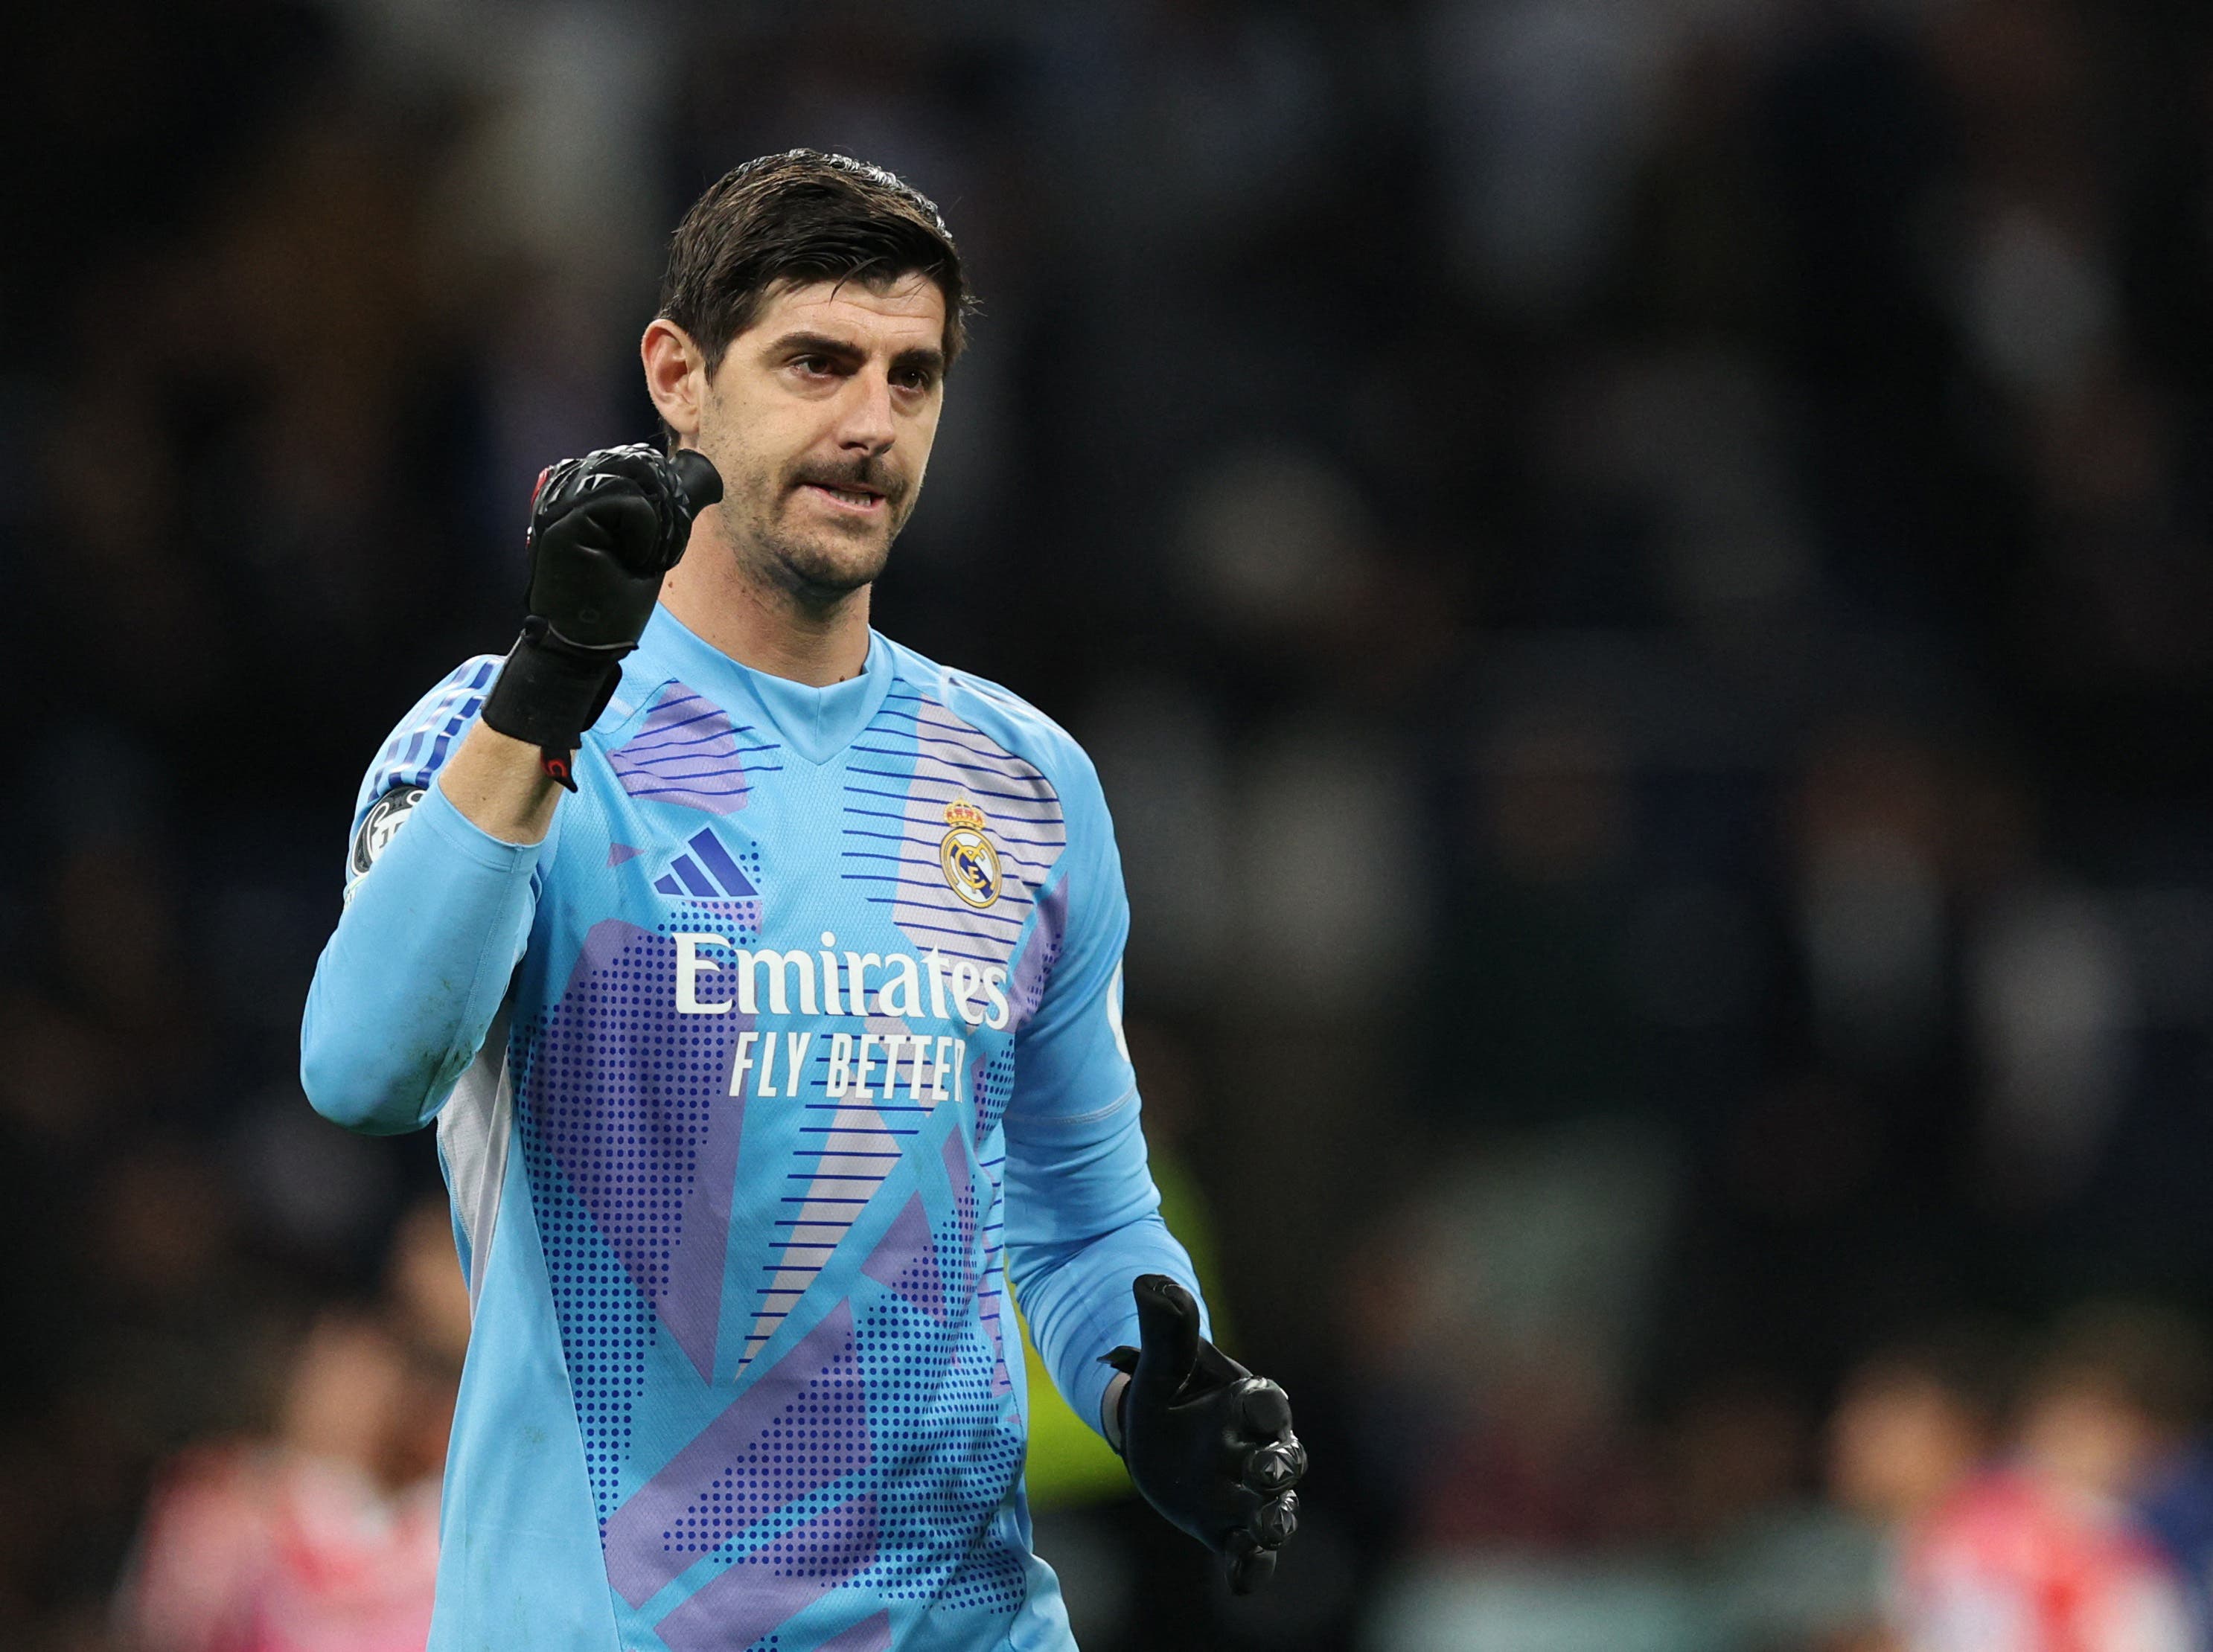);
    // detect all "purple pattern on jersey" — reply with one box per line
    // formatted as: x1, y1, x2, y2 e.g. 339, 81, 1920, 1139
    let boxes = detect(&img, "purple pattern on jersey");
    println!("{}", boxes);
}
928, 1080, 1015, 1404
861, 1194, 945, 1322
605, 1302, 867, 1607
666, 1035, 752, 1383
977, 1142, 1012, 1402
628, 1191, 1029, 1633
654, 1493, 881, 1652
847, 1260, 1027, 1614
535, 922, 743, 1357
982, 1294, 1013, 1400
817, 1610, 892, 1652
1006, 873, 1069, 1033
941, 1126, 1013, 1395
939, 1527, 1031, 1617
516, 921, 750, 1516
971, 1044, 1016, 1151
336, 644, 1164, 1644
737, 1015, 912, 1375
944, 1129, 977, 1307
841, 686, 1068, 973
609, 682, 771, 815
